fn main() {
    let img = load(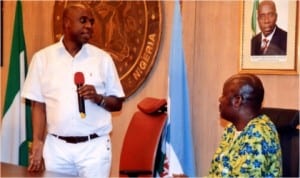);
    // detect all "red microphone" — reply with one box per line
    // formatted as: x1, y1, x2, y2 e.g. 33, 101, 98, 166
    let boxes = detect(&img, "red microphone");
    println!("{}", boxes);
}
74, 72, 86, 118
